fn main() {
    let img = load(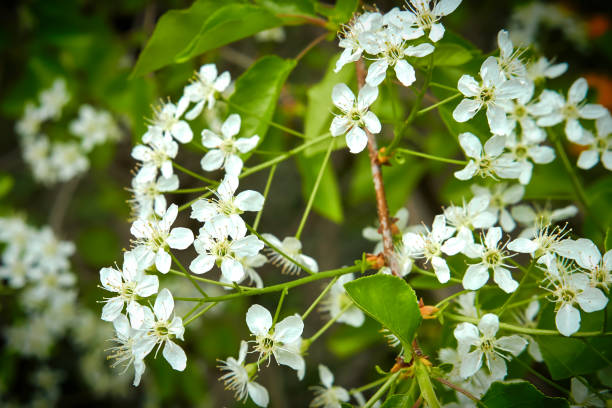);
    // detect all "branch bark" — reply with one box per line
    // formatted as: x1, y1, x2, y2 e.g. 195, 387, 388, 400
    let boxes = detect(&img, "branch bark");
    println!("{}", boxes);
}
356, 58, 399, 276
